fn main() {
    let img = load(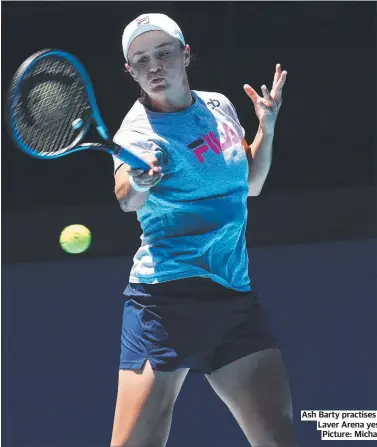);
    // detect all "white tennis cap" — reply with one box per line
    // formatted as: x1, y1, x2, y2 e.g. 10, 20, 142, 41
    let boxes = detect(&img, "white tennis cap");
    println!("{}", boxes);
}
122, 13, 185, 62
